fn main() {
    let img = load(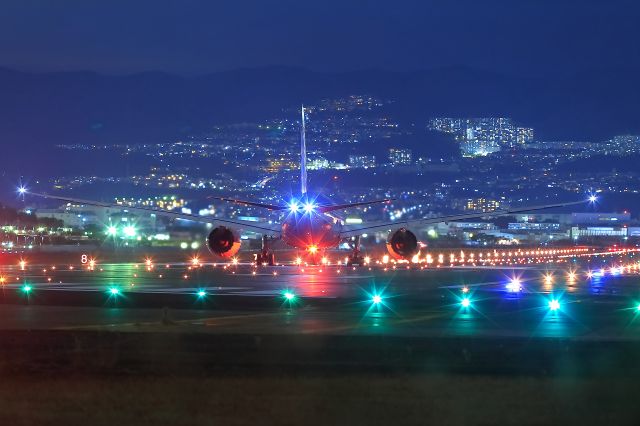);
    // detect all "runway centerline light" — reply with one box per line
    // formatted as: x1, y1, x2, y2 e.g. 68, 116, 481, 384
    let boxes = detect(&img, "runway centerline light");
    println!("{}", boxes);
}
548, 299, 561, 311
289, 202, 300, 213
17, 186, 27, 195
589, 195, 598, 203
